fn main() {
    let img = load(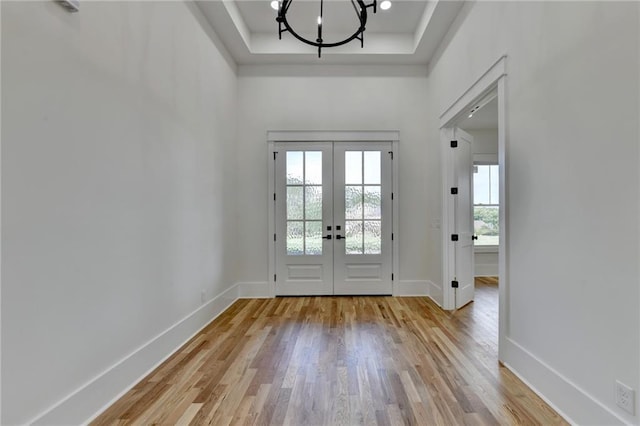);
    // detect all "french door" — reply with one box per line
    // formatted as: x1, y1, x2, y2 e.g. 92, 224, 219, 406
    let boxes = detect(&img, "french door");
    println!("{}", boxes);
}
274, 141, 393, 295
